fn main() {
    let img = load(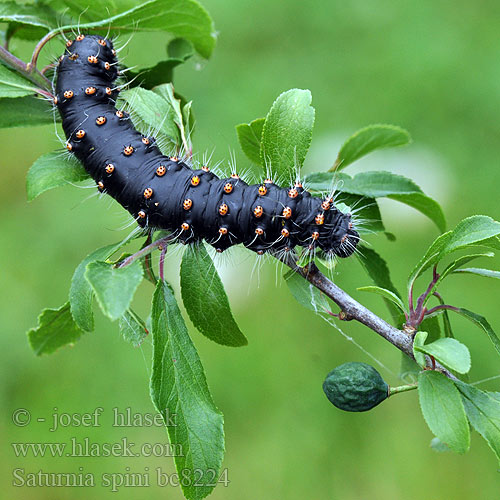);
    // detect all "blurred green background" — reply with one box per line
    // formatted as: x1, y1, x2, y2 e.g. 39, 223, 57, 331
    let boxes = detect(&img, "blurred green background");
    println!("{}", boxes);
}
1, 0, 500, 498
